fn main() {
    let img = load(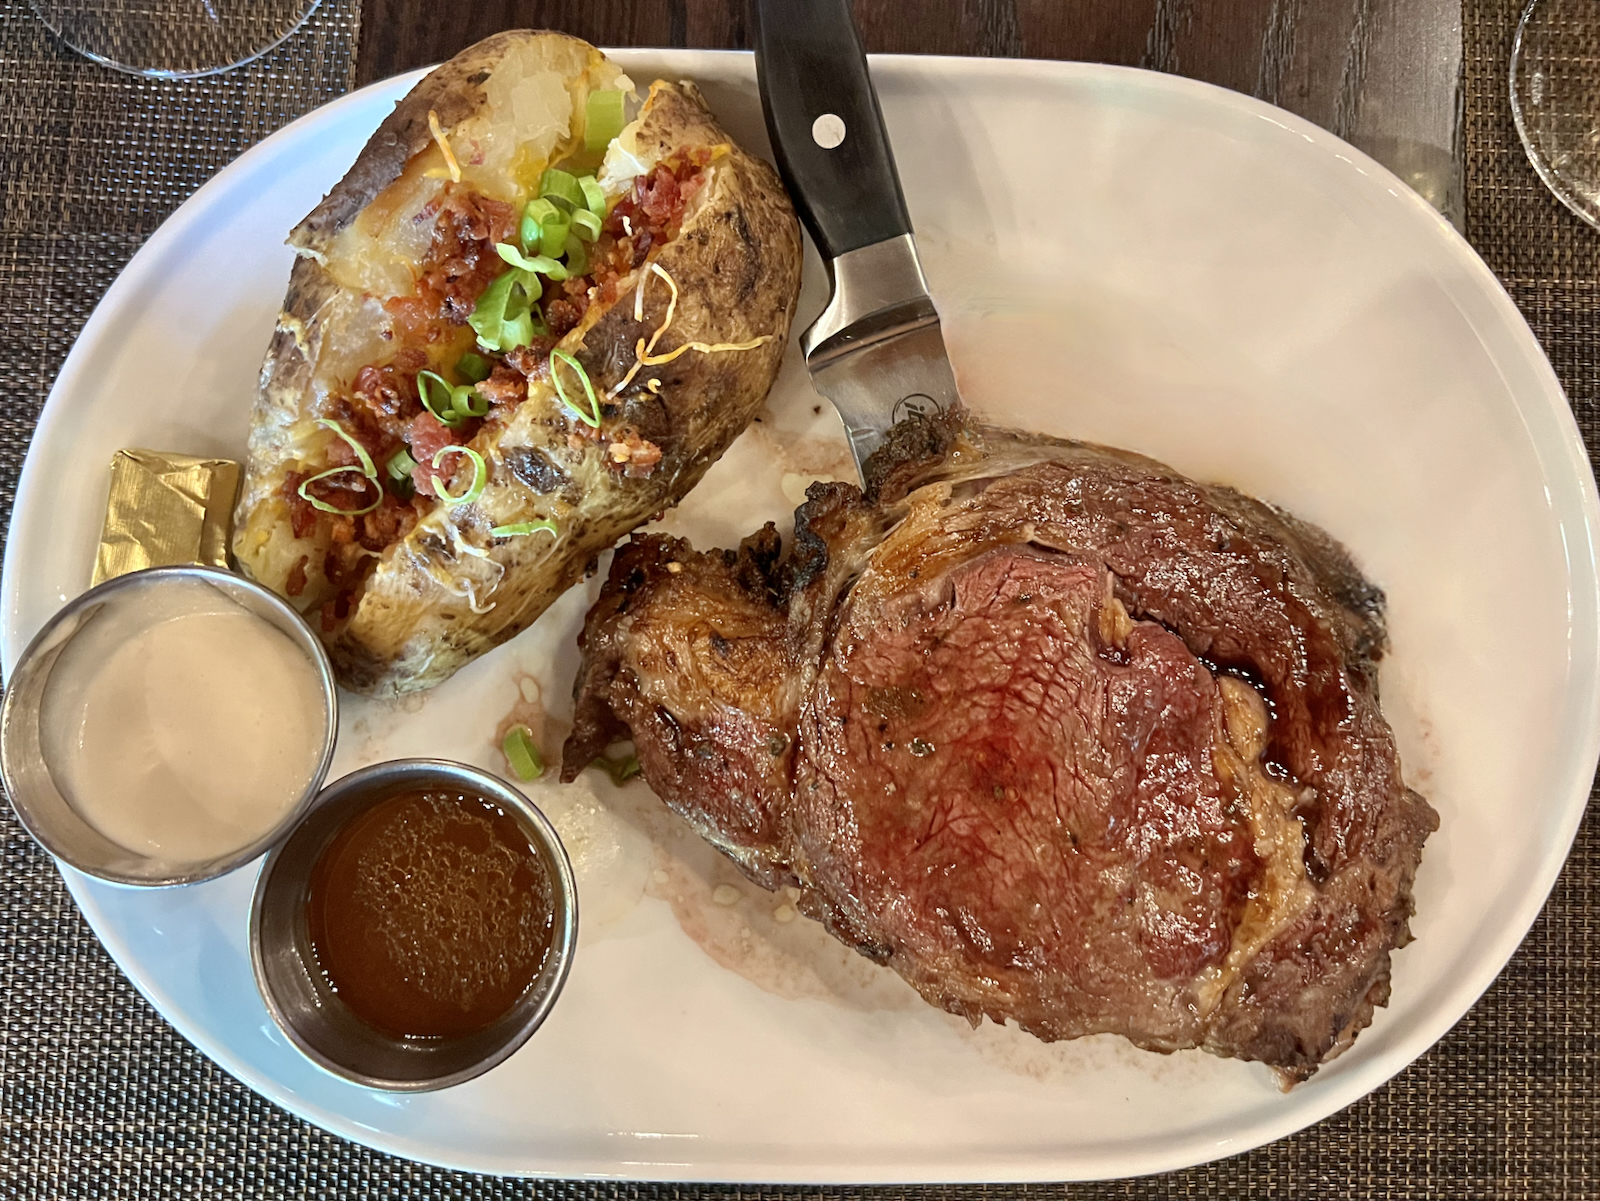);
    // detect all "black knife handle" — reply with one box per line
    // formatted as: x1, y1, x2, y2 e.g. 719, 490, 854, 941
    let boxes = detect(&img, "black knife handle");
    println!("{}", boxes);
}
751, 0, 913, 261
